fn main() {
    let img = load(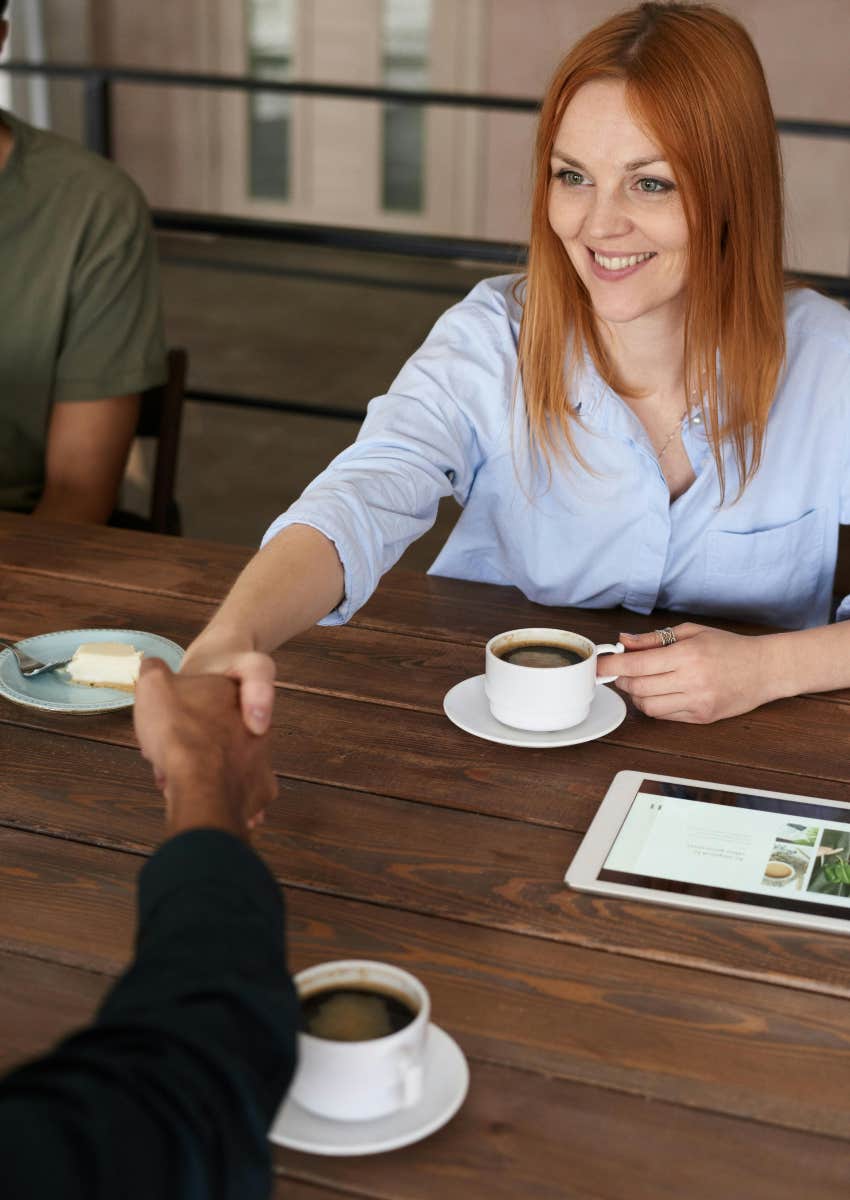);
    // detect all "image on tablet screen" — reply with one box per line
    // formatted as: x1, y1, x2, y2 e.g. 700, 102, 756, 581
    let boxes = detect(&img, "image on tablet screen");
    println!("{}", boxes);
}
807, 829, 850, 898
599, 779, 850, 920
